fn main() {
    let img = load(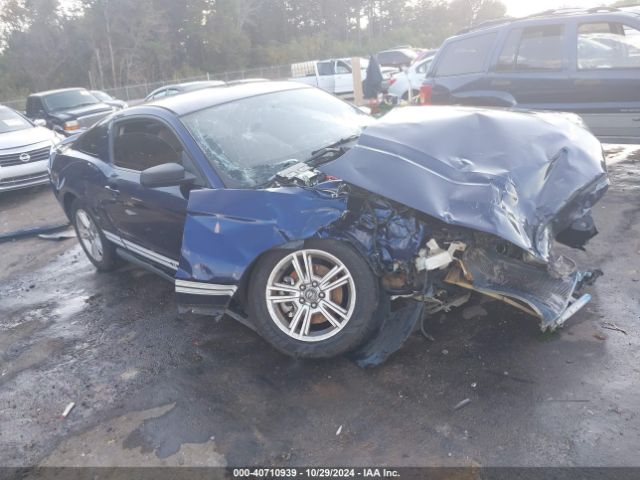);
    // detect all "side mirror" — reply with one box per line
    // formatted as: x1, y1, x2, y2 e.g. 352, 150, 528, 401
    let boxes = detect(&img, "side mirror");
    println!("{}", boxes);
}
140, 163, 193, 188
33, 119, 47, 127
